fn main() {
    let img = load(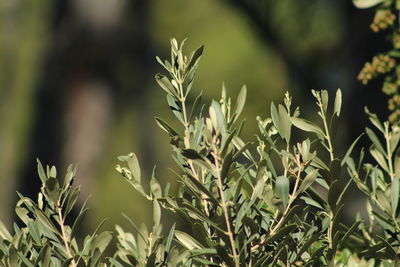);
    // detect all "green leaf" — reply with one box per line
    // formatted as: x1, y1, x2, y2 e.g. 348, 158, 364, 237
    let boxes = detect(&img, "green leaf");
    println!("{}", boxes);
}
181, 149, 203, 160
366, 127, 385, 155
45, 177, 60, 203
353, 0, 384, 8
127, 153, 141, 183
232, 136, 255, 163
341, 133, 364, 166
165, 223, 176, 252
27, 221, 41, 244
150, 178, 162, 200
271, 102, 282, 138
192, 223, 212, 247
299, 169, 318, 194
210, 100, 226, 134
291, 117, 324, 137
321, 90, 329, 114
376, 235, 397, 258
391, 177, 399, 217
153, 200, 161, 228
91, 231, 112, 254
65, 187, 80, 218
275, 175, 289, 208
279, 104, 291, 142
390, 130, 400, 155
264, 224, 297, 245
7, 246, 18, 267
340, 221, 361, 245
121, 213, 148, 243
234, 85, 247, 121
300, 196, 323, 210
365, 107, 384, 133
190, 92, 203, 121
187, 45, 204, 71
0, 220, 11, 241
155, 74, 177, 96
35, 244, 50, 266
185, 174, 219, 206
71, 208, 88, 239
37, 159, 47, 183
370, 145, 389, 173
35, 208, 60, 235
155, 117, 178, 137
334, 89, 342, 117
175, 230, 202, 250
63, 164, 77, 191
